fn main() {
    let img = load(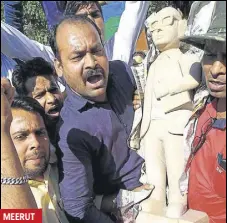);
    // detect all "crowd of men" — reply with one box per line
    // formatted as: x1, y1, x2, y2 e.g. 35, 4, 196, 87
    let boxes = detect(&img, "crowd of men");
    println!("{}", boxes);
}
1, 1, 226, 223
